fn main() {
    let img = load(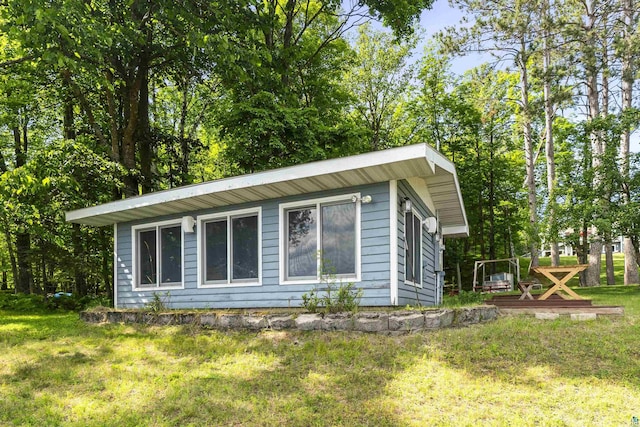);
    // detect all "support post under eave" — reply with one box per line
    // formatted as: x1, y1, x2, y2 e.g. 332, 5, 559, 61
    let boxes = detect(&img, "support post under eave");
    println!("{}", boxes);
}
113, 223, 118, 309
389, 180, 398, 305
